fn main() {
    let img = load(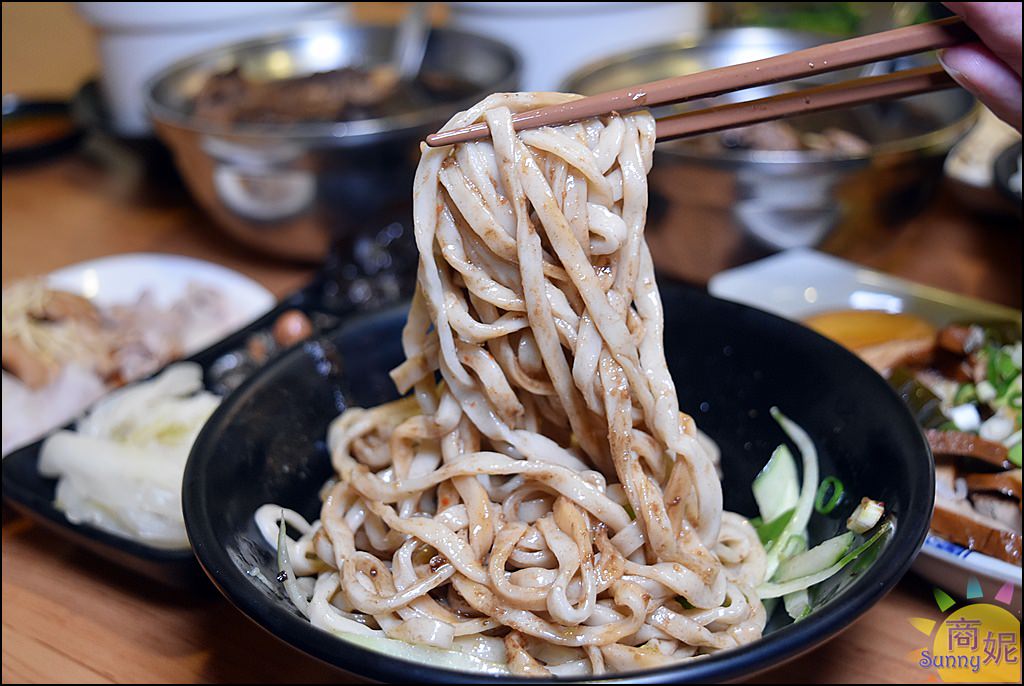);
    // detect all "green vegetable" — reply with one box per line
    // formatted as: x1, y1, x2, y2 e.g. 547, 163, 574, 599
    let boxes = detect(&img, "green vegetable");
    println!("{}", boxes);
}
814, 476, 845, 515
758, 522, 892, 599
781, 534, 808, 560
776, 532, 854, 582
995, 375, 1022, 410
953, 383, 977, 406
762, 408, 820, 581
988, 346, 1019, 398
846, 498, 885, 534
995, 348, 1018, 381
735, 2, 865, 37
755, 508, 795, 546
753, 444, 800, 524
1009, 442, 1022, 468
783, 589, 812, 621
